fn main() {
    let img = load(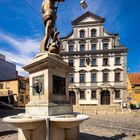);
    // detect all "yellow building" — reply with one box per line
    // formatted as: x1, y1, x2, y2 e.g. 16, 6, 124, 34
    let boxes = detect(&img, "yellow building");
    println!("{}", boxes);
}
0, 77, 29, 107
127, 73, 140, 108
